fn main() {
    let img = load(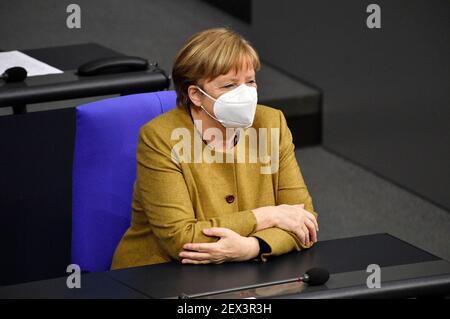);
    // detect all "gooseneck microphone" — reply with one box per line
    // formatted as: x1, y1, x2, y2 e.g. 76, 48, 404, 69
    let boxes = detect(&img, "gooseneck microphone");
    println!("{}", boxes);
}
1, 66, 28, 82
302, 267, 330, 286
178, 267, 330, 299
